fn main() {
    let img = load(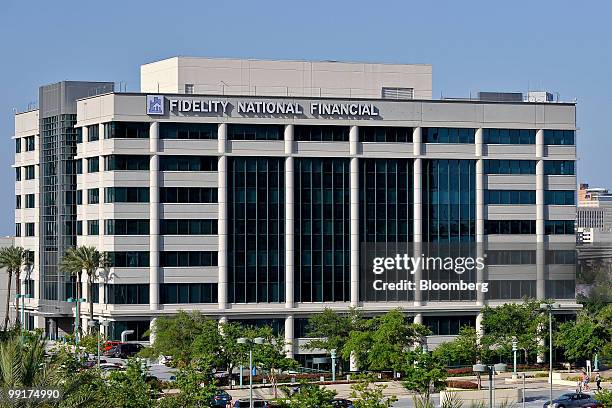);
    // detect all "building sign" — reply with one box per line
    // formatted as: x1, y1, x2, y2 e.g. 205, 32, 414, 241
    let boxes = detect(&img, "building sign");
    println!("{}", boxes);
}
147, 95, 379, 118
